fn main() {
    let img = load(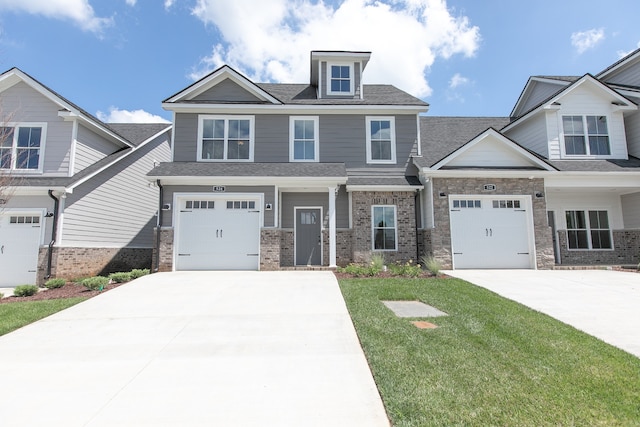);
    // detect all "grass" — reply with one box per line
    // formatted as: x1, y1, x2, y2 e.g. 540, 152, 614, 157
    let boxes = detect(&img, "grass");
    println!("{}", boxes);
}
0, 298, 87, 336
339, 277, 640, 426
